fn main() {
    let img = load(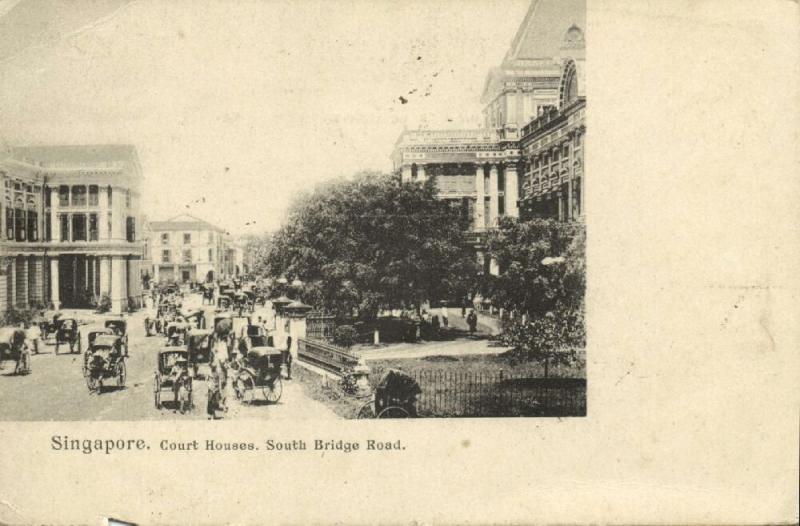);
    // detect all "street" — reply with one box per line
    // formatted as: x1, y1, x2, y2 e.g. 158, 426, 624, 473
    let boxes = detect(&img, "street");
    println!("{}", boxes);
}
0, 295, 339, 421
